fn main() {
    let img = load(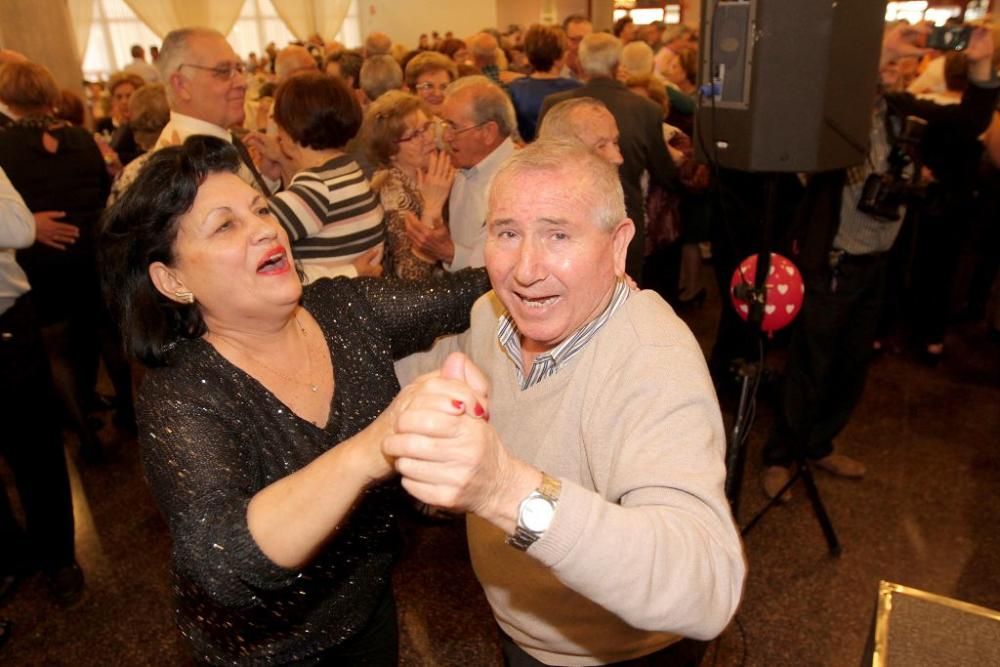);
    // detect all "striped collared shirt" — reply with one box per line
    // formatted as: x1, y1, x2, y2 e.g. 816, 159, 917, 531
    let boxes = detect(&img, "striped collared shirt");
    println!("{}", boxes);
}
498, 279, 631, 390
